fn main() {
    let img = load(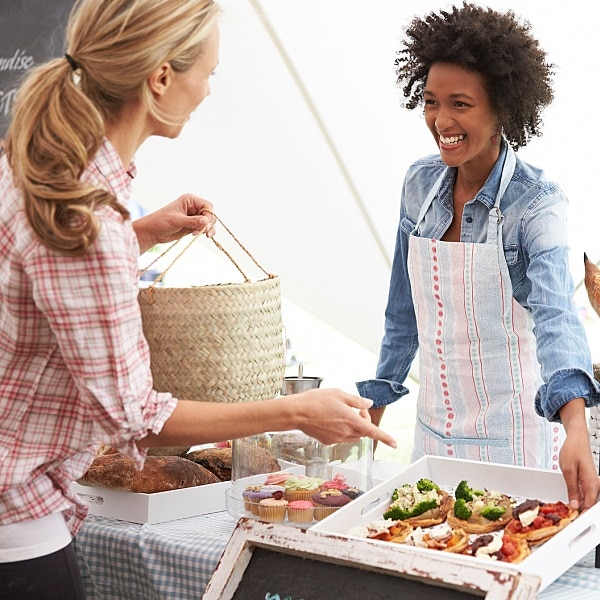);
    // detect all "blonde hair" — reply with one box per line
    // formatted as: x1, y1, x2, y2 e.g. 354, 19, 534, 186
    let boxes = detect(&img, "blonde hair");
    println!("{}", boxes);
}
5, 0, 220, 255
